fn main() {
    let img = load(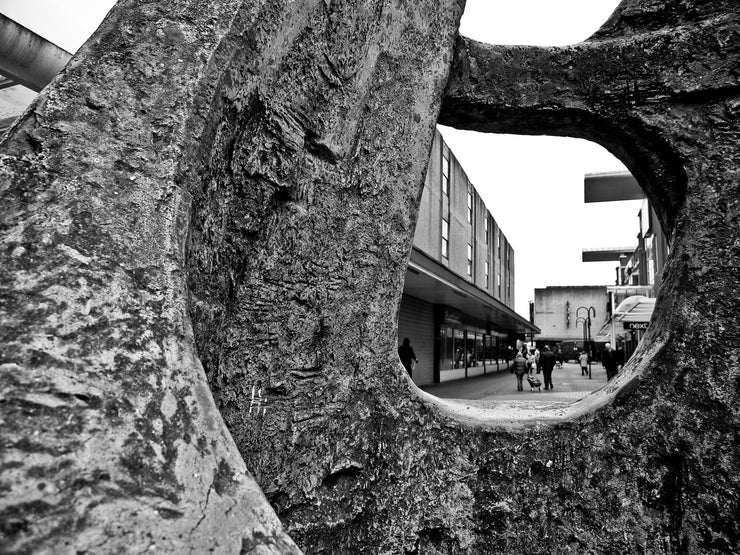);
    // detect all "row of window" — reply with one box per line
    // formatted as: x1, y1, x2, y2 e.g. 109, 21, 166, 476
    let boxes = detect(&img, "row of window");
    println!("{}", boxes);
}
440, 139, 512, 301
440, 326, 509, 373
